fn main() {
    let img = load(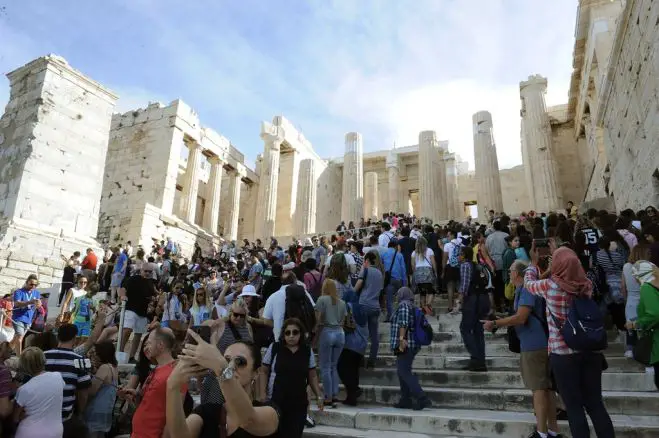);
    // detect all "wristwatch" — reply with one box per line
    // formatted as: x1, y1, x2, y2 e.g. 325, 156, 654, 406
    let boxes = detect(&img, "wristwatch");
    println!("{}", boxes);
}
492, 320, 498, 329
219, 365, 235, 382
